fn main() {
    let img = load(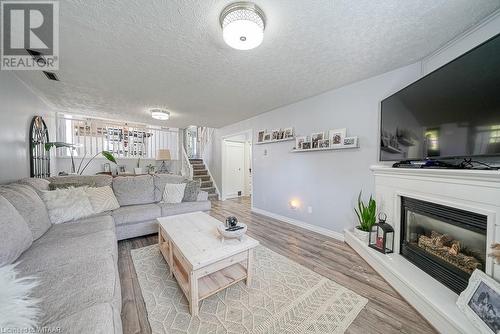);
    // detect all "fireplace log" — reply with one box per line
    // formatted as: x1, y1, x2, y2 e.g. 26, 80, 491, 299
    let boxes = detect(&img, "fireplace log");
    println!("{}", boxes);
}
418, 232, 481, 273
